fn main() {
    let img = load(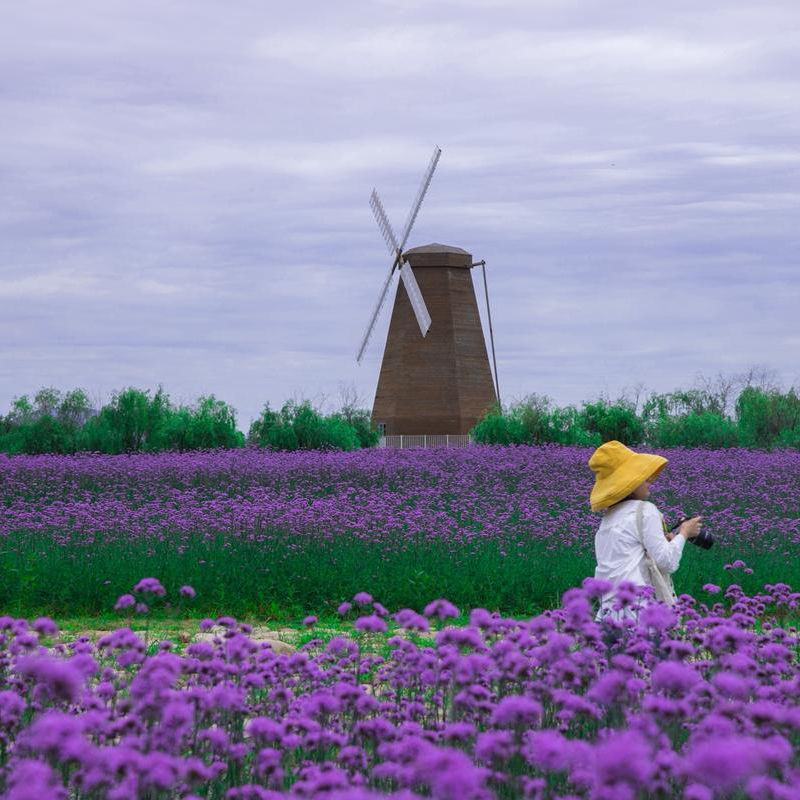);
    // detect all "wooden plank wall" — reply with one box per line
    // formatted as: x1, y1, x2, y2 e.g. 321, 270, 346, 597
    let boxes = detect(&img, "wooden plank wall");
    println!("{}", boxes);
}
372, 249, 497, 435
